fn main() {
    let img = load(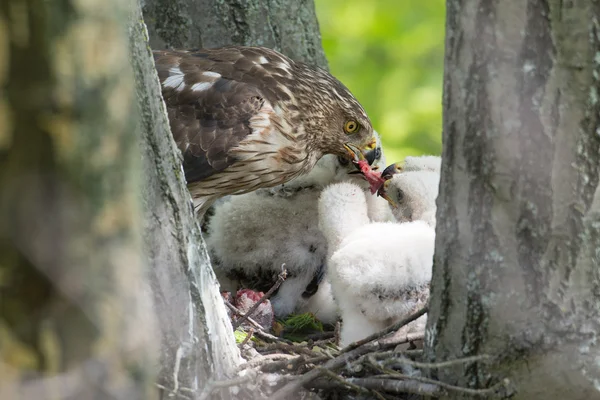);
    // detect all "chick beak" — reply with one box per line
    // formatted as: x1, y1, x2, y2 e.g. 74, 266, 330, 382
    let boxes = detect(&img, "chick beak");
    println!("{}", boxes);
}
377, 180, 397, 208
377, 162, 403, 207
381, 162, 403, 181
